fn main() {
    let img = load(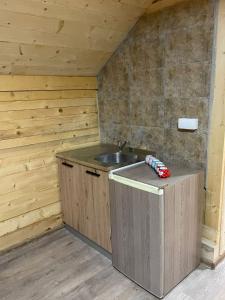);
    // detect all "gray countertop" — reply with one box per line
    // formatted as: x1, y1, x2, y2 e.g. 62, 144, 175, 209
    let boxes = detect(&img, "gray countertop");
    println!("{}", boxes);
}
112, 162, 203, 189
56, 143, 155, 172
